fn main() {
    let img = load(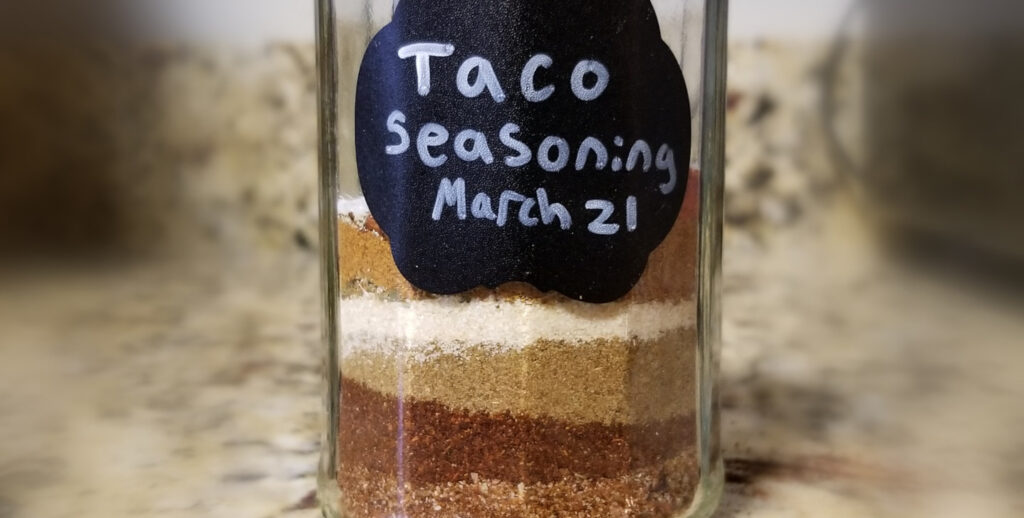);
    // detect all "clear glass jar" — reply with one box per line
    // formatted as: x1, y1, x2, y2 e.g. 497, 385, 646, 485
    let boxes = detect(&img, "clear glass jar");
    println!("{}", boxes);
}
316, 1, 726, 516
